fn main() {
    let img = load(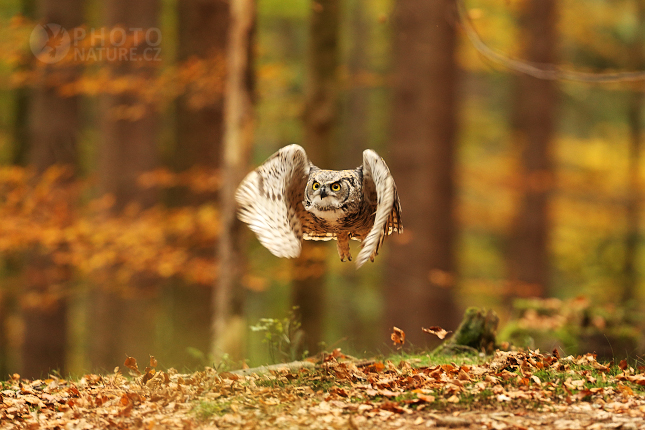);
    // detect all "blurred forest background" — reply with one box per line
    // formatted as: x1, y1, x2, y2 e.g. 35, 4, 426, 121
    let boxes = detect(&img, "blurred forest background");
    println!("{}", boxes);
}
1, 0, 645, 379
